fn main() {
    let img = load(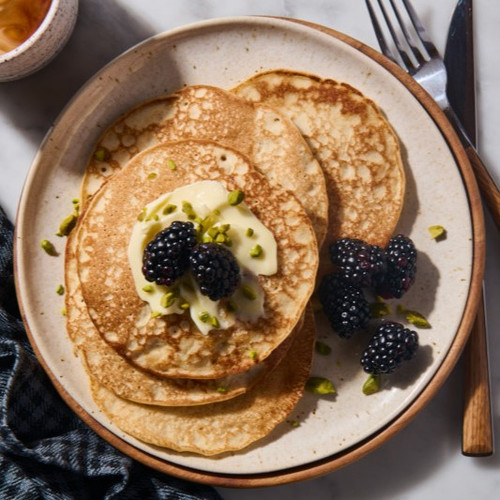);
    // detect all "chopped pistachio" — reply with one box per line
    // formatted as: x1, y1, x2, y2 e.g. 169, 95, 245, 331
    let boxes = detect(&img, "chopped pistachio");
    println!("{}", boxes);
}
369, 301, 392, 318
219, 223, 230, 233
403, 309, 431, 328
216, 386, 227, 393
162, 204, 177, 215
142, 285, 154, 293
160, 292, 176, 308
249, 350, 258, 360
226, 300, 238, 313
215, 233, 226, 244
167, 159, 177, 171
224, 236, 232, 247
241, 285, 257, 300
147, 172, 157, 179
72, 198, 80, 205
227, 189, 245, 206
245, 227, 254, 237
207, 227, 219, 238
56, 213, 78, 236
180, 301, 190, 310
137, 208, 147, 221
249, 244, 263, 258
56, 284, 64, 295
211, 316, 220, 328
199, 311, 210, 323
288, 420, 299, 428
202, 234, 213, 243
396, 304, 406, 315
93, 147, 109, 162
41, 239, 58, 256
315, 341, 331, 355
306, 377, 336, 395
428, 225, 447, 240
362, 374, 381, 395
182, 201, 196, 220
61, 308, 66, 316
150, 311, 162, 318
